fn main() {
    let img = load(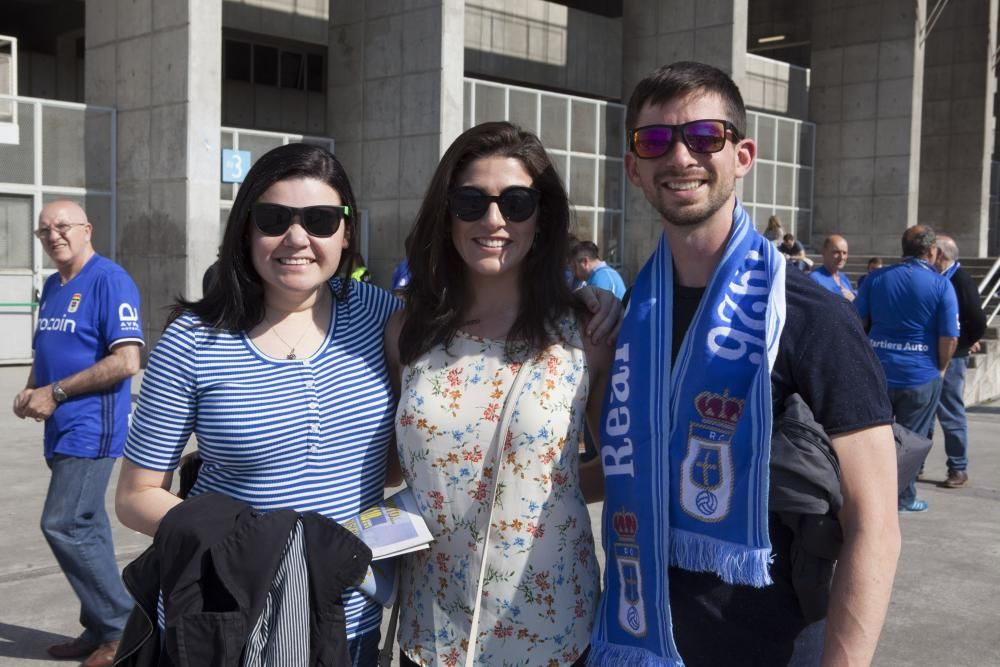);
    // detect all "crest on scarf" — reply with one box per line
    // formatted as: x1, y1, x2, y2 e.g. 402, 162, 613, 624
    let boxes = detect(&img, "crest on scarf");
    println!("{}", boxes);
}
679, 390, 743, 522
612, 509, 647, 637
